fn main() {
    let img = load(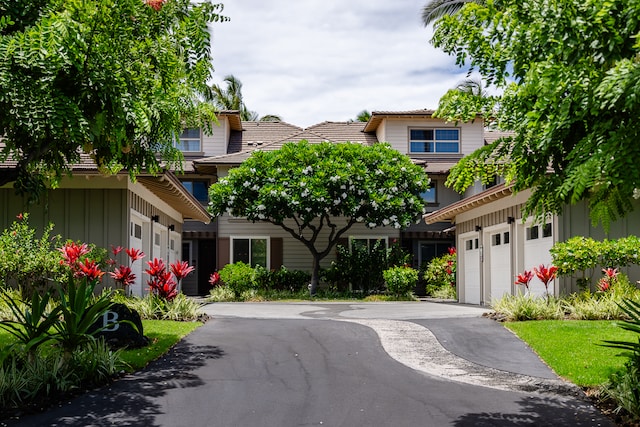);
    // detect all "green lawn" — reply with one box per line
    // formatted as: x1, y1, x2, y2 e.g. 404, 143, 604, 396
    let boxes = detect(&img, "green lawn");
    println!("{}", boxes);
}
506, 320, 636, 387
0, 320, 202, 372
